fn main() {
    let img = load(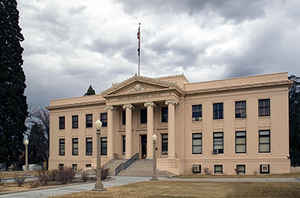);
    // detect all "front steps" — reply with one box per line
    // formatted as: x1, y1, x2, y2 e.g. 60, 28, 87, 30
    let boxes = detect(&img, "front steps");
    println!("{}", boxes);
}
103, 159, 126, 176
118, 159, 174, 177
